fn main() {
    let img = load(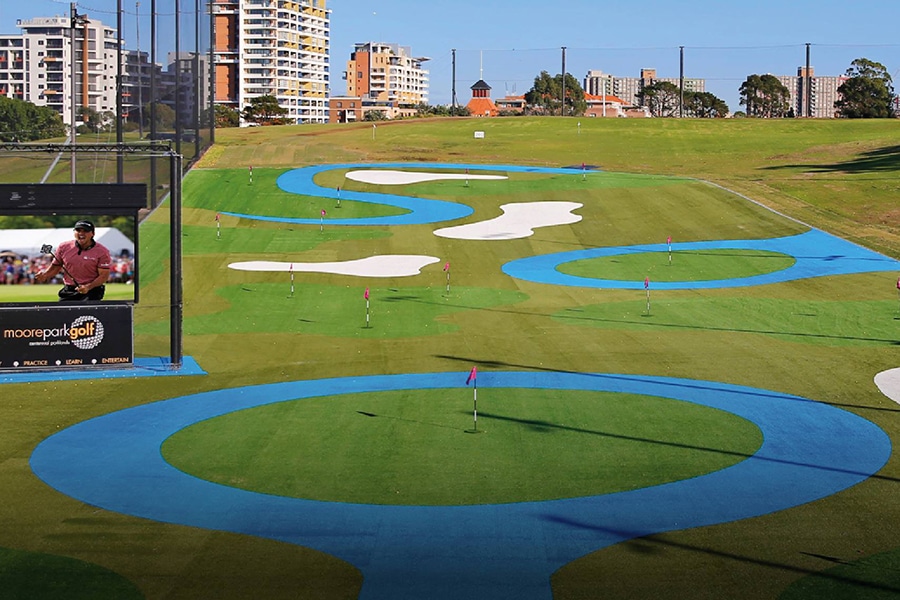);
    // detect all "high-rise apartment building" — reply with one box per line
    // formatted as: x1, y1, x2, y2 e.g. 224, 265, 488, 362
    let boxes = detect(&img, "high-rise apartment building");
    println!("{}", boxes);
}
212, 0, 330, 124
777, 67, 847, 118
0, 15, 119, 127
585, 68, 705, 108
345, 42, 429, 106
